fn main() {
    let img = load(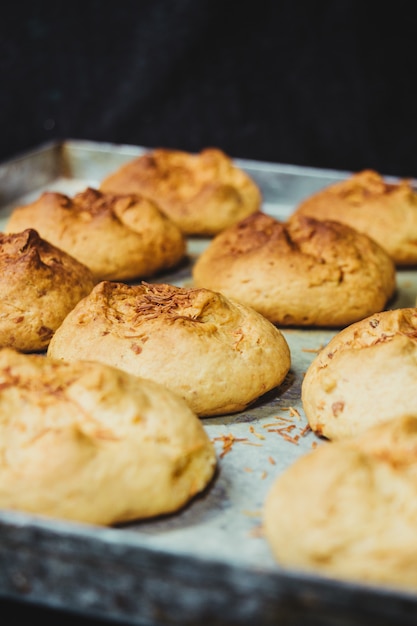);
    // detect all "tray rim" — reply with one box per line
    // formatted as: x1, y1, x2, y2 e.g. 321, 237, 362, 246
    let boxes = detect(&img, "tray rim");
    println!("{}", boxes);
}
1, 507, 417, 626
1, 137, 410, 186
